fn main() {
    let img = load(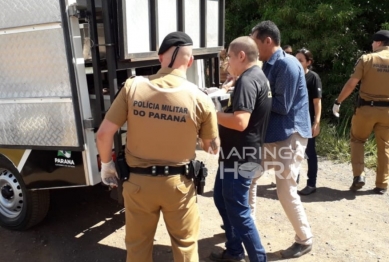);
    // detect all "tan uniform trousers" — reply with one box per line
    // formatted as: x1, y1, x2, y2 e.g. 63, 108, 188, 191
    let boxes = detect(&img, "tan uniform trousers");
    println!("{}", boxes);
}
263, 133, 313, 245
351, 106, 389, 189
122, 173, 199, 262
